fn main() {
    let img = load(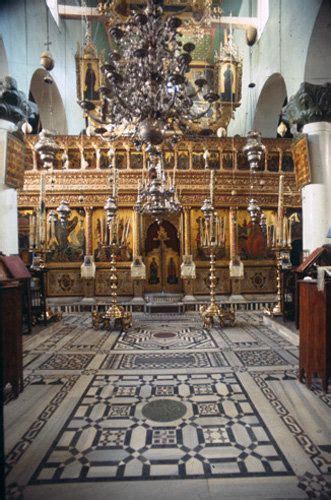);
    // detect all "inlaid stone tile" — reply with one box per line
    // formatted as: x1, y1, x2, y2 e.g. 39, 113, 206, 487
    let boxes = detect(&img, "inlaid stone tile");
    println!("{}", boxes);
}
102, 352, 228, 370
38, 353, 94, 370
30, 373, 293, 483
233, 349, 290, 367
